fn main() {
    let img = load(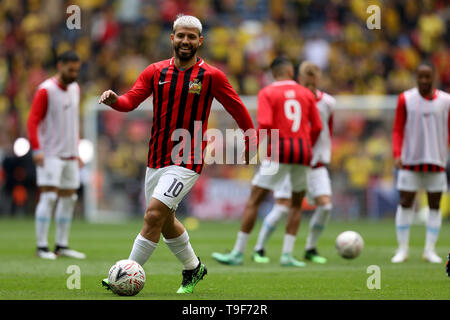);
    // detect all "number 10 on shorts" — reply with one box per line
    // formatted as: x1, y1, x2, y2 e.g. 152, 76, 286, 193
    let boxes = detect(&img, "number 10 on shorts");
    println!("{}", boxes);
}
163, 178, 184, 198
